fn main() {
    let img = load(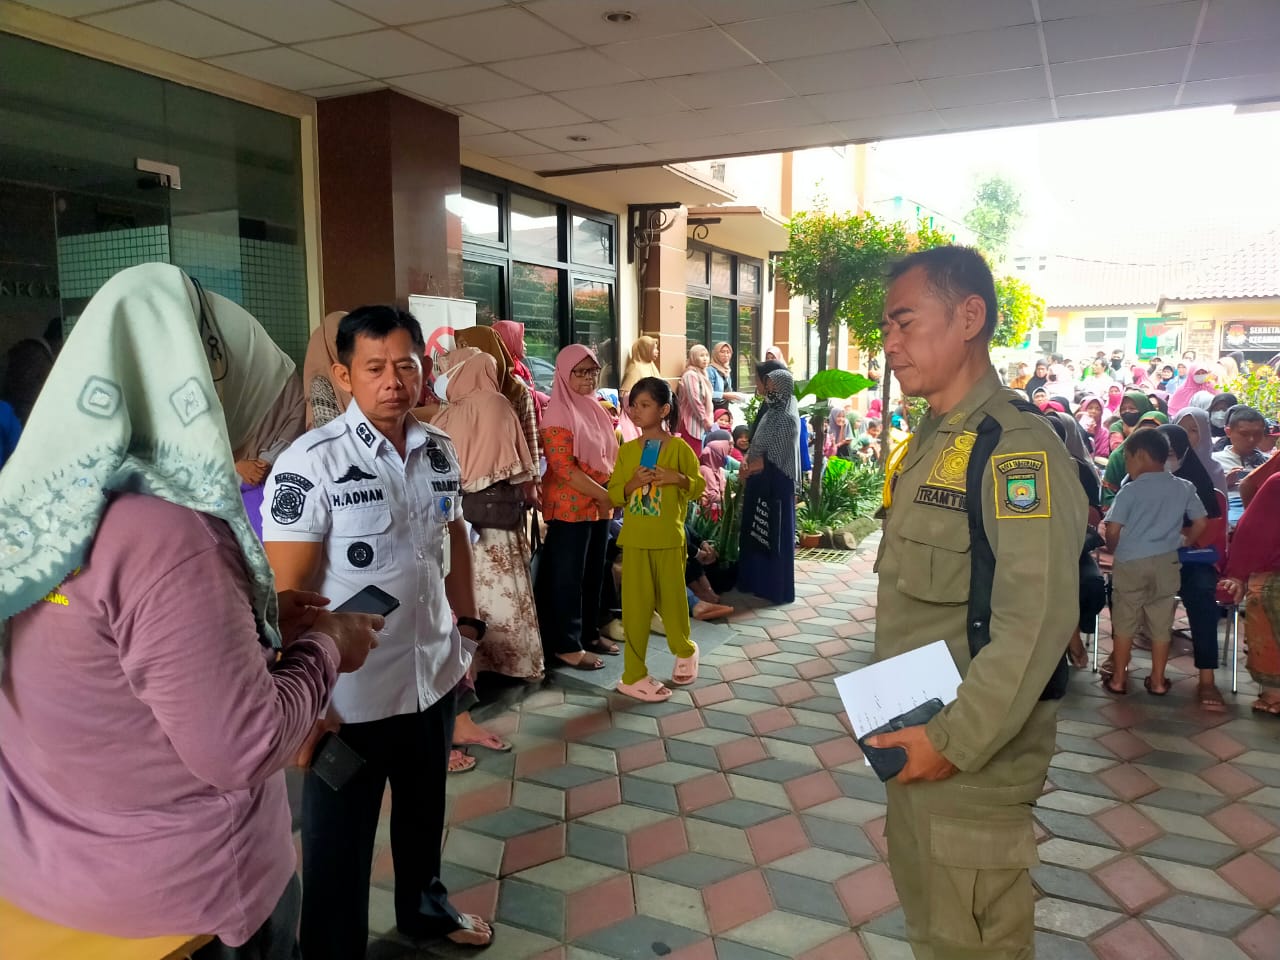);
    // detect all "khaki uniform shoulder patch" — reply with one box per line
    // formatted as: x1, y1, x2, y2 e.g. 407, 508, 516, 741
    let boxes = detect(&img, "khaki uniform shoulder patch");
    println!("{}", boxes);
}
926, 430, 977, 492
991, 450, 1051, 519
